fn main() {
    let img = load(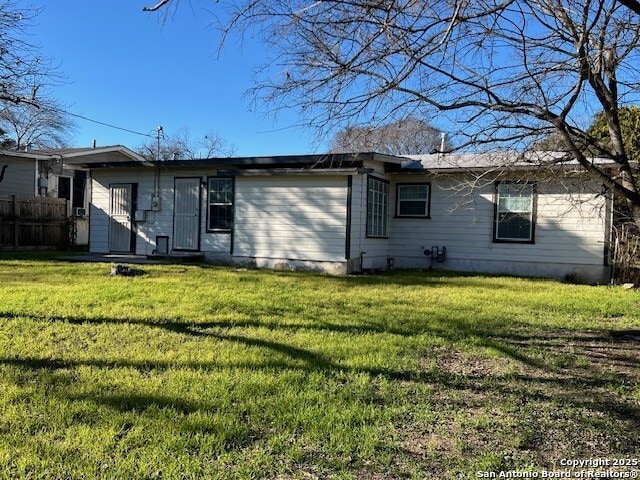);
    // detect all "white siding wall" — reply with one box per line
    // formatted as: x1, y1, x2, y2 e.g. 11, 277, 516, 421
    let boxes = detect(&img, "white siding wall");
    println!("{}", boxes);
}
234, 176, 348, 264
348, 175, 364, 268
0, 157, 36, 196
90, 168, 232, 256
173, 169, 229, 255
89, 164, 611, 281
388, 174, 610, 282
89, 174, 109, 253
349, 168, 392, 270
90, 170, 150, 253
